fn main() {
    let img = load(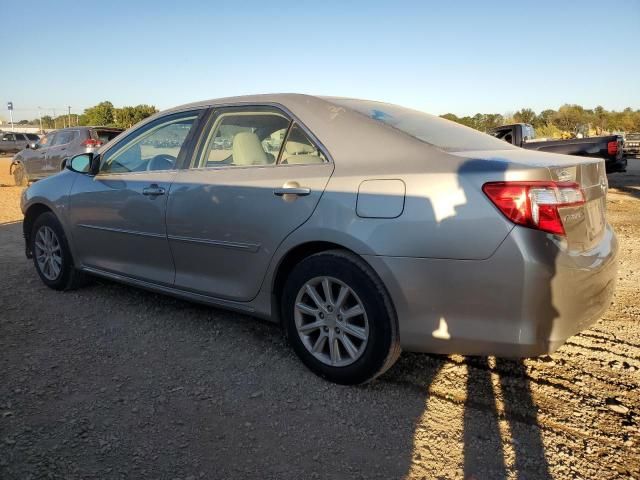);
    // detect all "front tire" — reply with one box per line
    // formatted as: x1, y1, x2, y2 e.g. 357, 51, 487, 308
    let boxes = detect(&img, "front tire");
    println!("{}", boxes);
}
30, 212, 86, 290
282, 250, 400, 384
